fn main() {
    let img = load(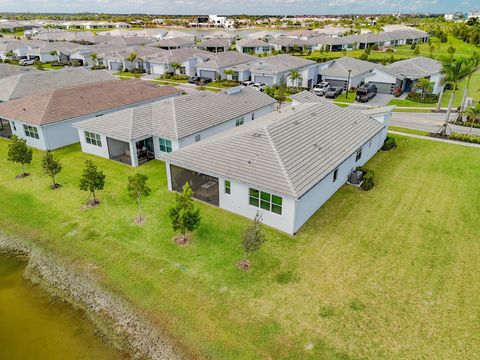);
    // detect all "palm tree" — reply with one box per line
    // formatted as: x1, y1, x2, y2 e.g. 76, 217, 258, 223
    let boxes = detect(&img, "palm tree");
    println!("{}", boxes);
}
460, 53, 480, 113
90, 53, 97, 66
417, 77, 432, 101
288, 69, 302, 89
223, 69, 234, 84
438, 57, 470, 136
462, 104, 480, 133
127, 52, 137, 63
171, 62, 182, 75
